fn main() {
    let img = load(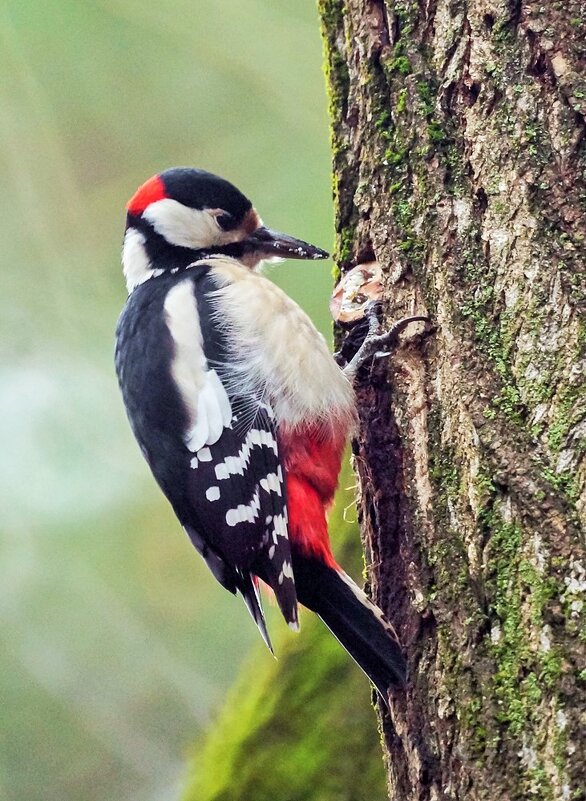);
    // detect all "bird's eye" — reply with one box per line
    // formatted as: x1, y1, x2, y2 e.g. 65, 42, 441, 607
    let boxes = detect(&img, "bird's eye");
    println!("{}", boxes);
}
215, 211, 236, 231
